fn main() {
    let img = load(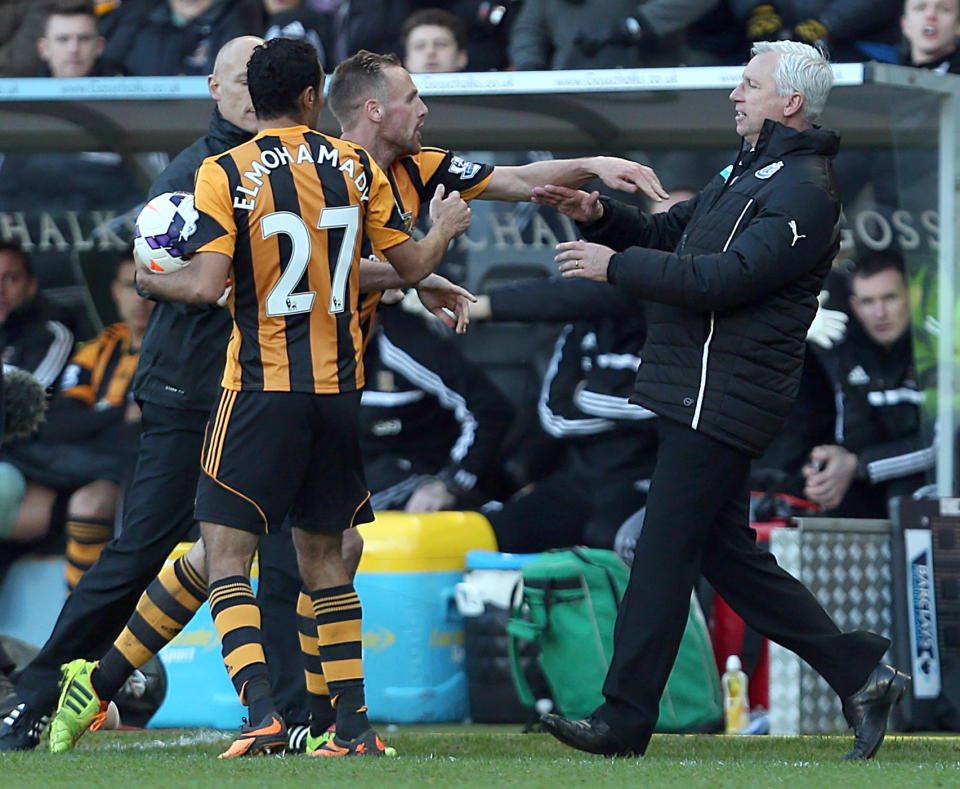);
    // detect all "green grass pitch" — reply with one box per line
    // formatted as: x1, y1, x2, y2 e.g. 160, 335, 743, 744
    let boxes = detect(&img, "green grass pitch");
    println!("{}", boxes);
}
4, 725, 960, 789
